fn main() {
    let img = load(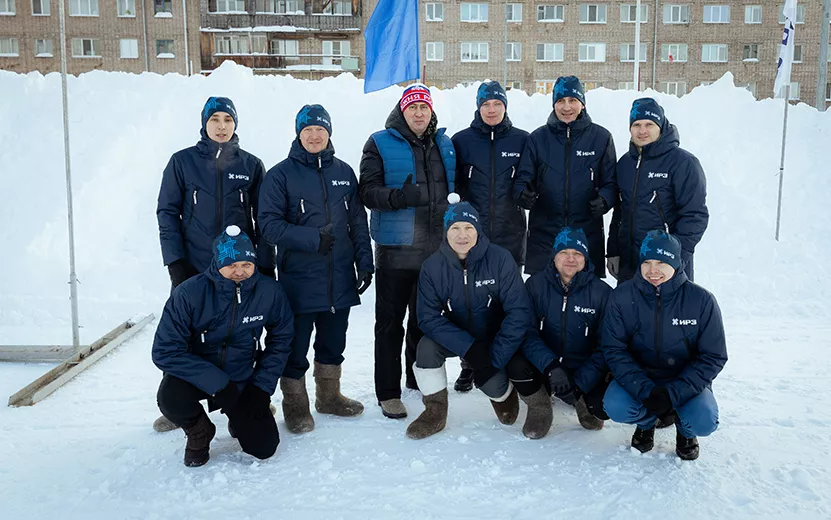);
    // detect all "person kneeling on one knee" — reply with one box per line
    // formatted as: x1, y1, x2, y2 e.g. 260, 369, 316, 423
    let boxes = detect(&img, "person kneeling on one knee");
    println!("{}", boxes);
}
152, 226, 294, 467
601, 230, 727, 461
406, 197, 533, 440
508, 226, 612, 439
